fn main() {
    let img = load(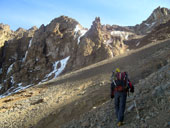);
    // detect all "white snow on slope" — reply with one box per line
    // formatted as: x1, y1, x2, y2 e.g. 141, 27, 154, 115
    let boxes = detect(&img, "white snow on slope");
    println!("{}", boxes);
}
74, 25, 87, 44
104, 38, 113, 49
40, 56, 70, 83
10, 76, 15, 84
22, 38, 32, 62
111, 31, 131, 40
28, 38, 33, 48
145, 23, 150, 27
145, 22, 156, 28
74, 25, 82, 34
106, 38, 113, 45
136, 42, 140, 46
0, 84, 2, 90
7, 63, 14, 74
0, 83, 33, 99
151, 22, 156, 27
103, 39, 114, 57
0, 68, 2, 74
